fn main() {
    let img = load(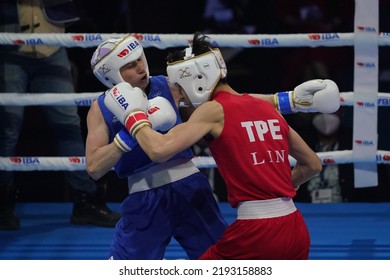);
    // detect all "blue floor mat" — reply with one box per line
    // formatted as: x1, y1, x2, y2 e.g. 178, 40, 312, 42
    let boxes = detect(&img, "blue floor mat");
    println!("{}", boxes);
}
1, 202, 389, 260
